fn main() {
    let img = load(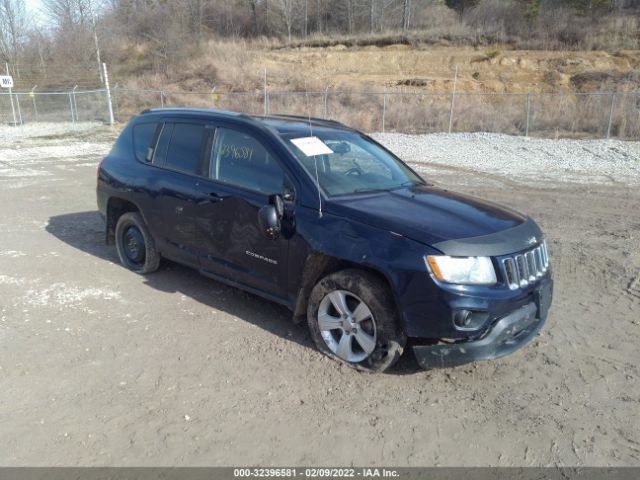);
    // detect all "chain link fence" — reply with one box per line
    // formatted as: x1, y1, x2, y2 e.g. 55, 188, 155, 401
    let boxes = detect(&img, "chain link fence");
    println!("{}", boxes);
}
1, 87, 639, 140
